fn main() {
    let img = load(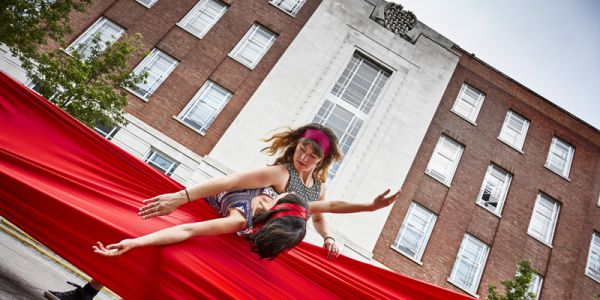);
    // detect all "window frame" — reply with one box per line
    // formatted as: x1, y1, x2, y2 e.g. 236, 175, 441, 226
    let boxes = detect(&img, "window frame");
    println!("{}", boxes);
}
94, 124, 119, 140
176, 80, 232, 134
65, 17, 125, 60
585, 232, 600, 283
392, 202, 437, 263
177, 0, 228, 39
136, 0, 158, 8
545, 136, 574, 179
448, 234, 490, 296
143, 148, 178, 176
127, 48, 178, 101
425, 135, 464, 186
527, 272, 543, 300
269, 0, 306, 16
475, 164, 512, 216
228, 24, 277, 69
451, 83, 485, 124
527, 193, 560, 246
498, 110, 530, 151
